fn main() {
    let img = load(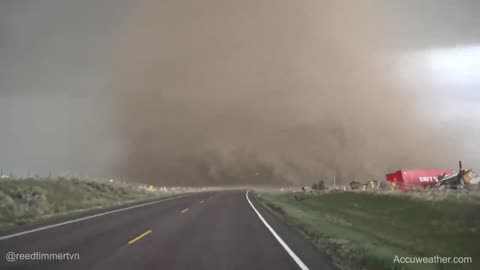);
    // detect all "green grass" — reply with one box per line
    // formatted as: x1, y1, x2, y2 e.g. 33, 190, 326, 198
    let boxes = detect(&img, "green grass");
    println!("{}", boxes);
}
259, 192, 480, 270
0, 178, 167, 232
